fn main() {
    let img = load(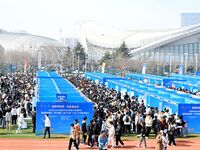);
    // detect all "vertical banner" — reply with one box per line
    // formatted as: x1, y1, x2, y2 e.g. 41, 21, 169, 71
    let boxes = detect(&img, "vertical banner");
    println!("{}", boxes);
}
142, 63, 147, 74
179, 64, 184, 75
102, 63, 106, 73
